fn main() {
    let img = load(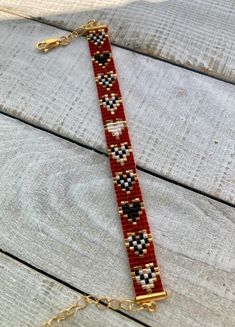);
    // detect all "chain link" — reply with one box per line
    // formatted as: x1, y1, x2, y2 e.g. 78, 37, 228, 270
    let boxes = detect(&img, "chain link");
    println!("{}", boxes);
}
36, 19, 101, 52
58, 19, 98, 46
41, 295, 157, 326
